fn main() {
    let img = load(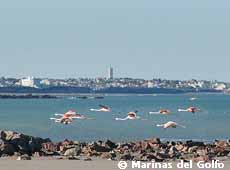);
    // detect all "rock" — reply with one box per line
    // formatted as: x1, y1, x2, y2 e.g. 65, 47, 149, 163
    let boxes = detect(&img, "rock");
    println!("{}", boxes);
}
186, 141, 205, 147
169, 146, 178, 153
17, 154, 31, 160
56, 156, 64, 160
188, 146, 199, 153
140, 138, 161, 151
84, 157, 92, 161
182, 146, 189, 153
215, 140, 228, 147
73, 141, 80, 145
67, 156, 80, 160
160, 143, 168, 150
1, 131, 51, 156
175, 144, 184, 151
197, 149, 207, 156
170, 141, 176, 146
33, 152, 42, 157
81, 146, 91, 154
28, 137, 47, 153
214, 147, 230, 157
131, 152, 143, 161
180, 153, 195, 160
1, 130, 230, 162
140, 141, 151, 150
105, 140, 117, 149
168, 146, 180, 158
0, 143, 16, 155
64, 146, 81, 157
90, 143, 111, 152
144, 153, 164, 162
14, 152, 21, 156
193, 155, 210, 162
120, 143, 133, 149
101, 152, 112, 159
42, 142, 57, 155
0, 131, 16, 141
157, 152, 170, 159
120, 153, 134, 160
148, 138, 161, 144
